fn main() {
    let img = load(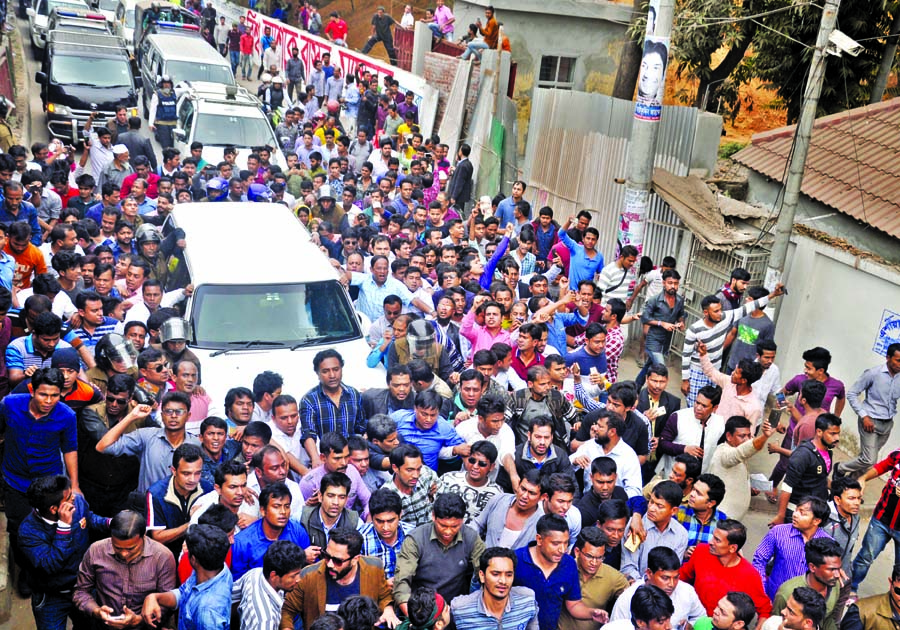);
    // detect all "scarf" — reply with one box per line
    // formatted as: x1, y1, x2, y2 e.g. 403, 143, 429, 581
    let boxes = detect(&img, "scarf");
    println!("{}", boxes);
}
396, 594, 446, 630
